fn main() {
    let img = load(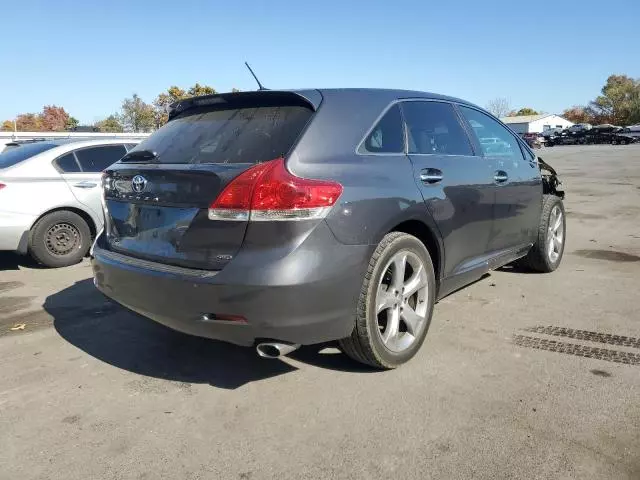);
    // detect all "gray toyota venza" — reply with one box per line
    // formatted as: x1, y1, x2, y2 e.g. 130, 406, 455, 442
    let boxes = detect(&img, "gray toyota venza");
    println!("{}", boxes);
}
92, 89, 565, 368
